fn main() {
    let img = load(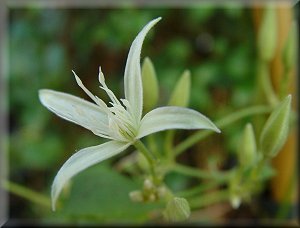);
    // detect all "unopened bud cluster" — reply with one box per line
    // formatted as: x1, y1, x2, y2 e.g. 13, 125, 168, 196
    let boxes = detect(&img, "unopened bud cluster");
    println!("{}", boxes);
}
129, 178, 167, 203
